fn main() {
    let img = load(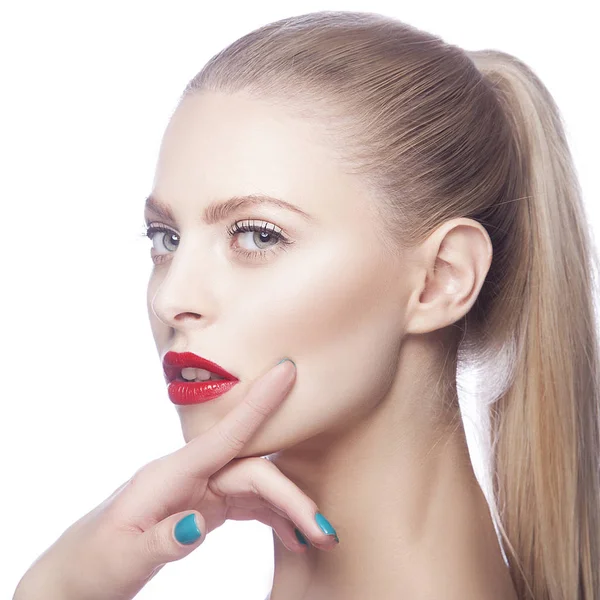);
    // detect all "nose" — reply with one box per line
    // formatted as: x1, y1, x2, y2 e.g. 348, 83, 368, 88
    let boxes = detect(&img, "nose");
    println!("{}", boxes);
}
149, 239, 216, 330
